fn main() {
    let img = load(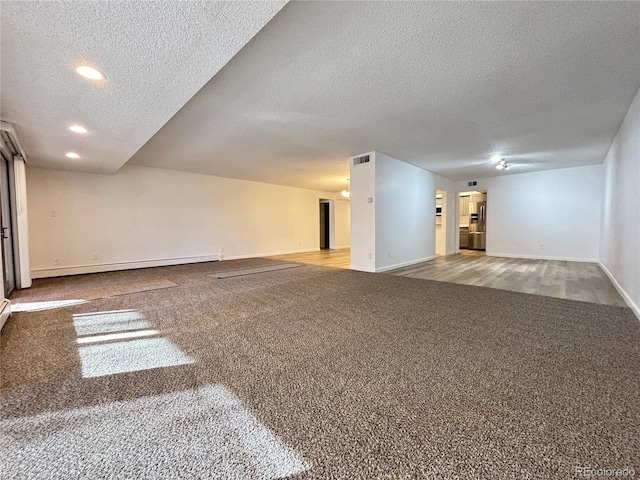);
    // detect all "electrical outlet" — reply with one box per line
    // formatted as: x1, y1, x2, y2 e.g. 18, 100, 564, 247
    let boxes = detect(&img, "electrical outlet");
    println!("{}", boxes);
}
54, 258, 60, 265
92, 254, 98, 261
221, 247, 224, 253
